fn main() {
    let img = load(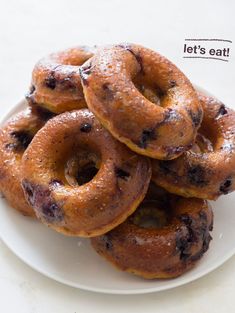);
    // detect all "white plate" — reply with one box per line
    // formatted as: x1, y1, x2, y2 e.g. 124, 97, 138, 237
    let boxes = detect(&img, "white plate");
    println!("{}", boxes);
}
0, 94, 235, 295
